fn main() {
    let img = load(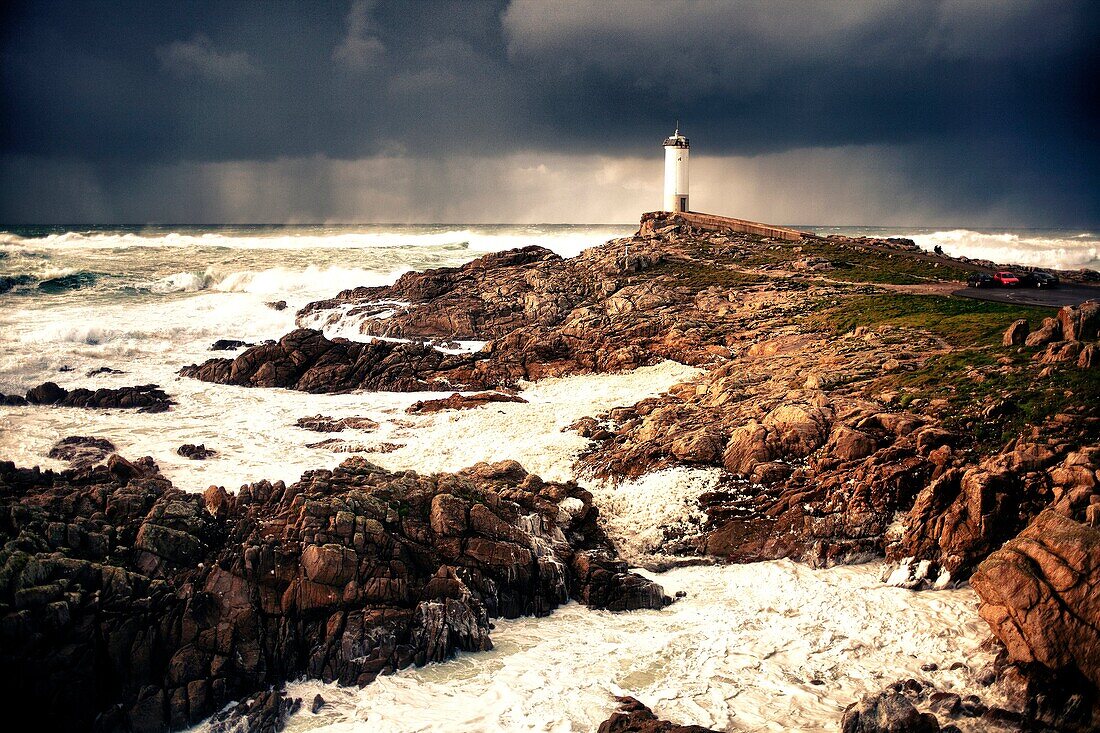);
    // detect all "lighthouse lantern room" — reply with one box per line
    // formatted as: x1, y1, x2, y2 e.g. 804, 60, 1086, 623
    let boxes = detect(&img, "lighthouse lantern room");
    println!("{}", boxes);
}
663, 126, 689, 213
